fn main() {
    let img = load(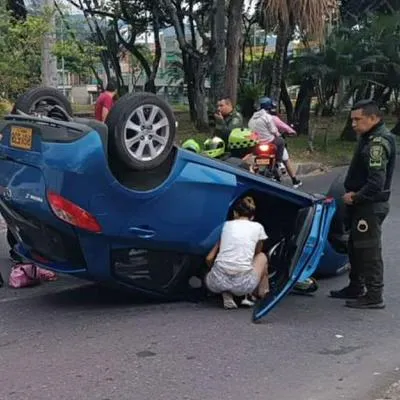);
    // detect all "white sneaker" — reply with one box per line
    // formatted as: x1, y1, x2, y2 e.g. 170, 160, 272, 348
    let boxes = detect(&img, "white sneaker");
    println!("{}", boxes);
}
222, 292, 238, 309
241, 295, 255, 307
292, 179, 303, 189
